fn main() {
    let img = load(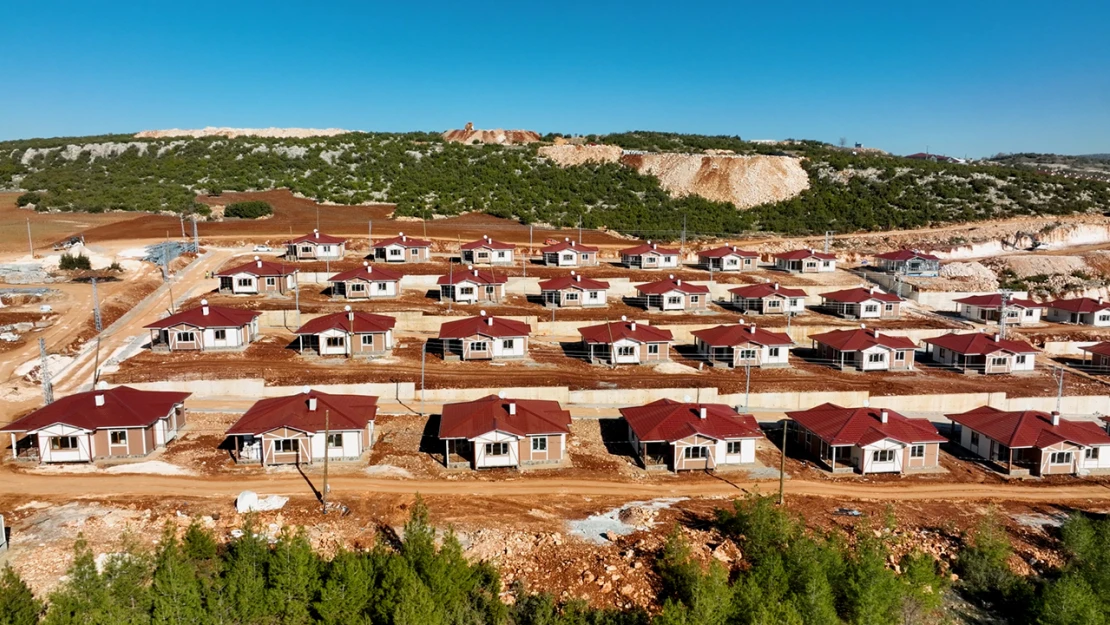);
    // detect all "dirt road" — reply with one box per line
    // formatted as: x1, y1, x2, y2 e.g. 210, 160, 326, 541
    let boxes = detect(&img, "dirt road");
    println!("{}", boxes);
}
3, 471, 1109, 503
